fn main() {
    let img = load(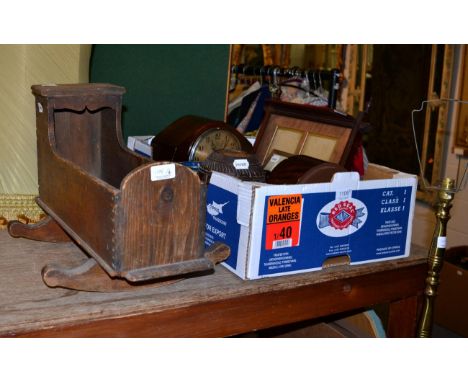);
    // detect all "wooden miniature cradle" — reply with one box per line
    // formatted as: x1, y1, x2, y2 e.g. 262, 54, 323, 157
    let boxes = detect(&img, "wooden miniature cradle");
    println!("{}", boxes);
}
8, 84, 229, 291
